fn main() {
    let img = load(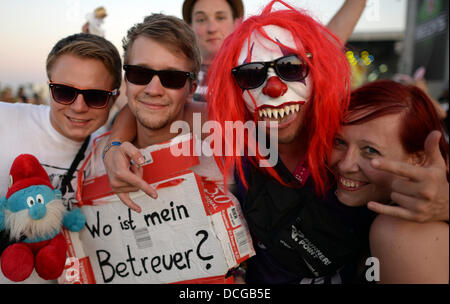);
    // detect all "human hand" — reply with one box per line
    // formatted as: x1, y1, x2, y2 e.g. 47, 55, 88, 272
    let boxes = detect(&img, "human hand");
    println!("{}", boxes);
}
368, 131, 449, 222
103, 141, 158, 213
